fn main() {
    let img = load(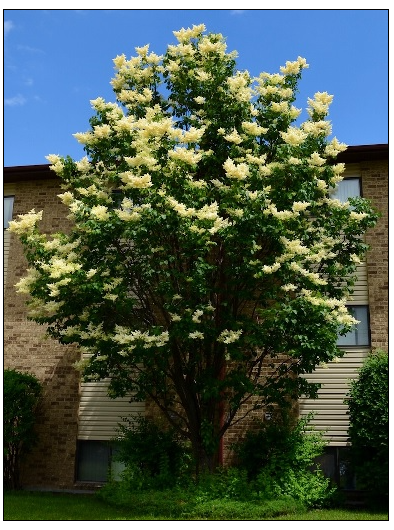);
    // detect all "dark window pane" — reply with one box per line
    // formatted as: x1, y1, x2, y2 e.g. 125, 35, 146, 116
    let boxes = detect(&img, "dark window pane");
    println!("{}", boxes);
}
76, 440, 110, 482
